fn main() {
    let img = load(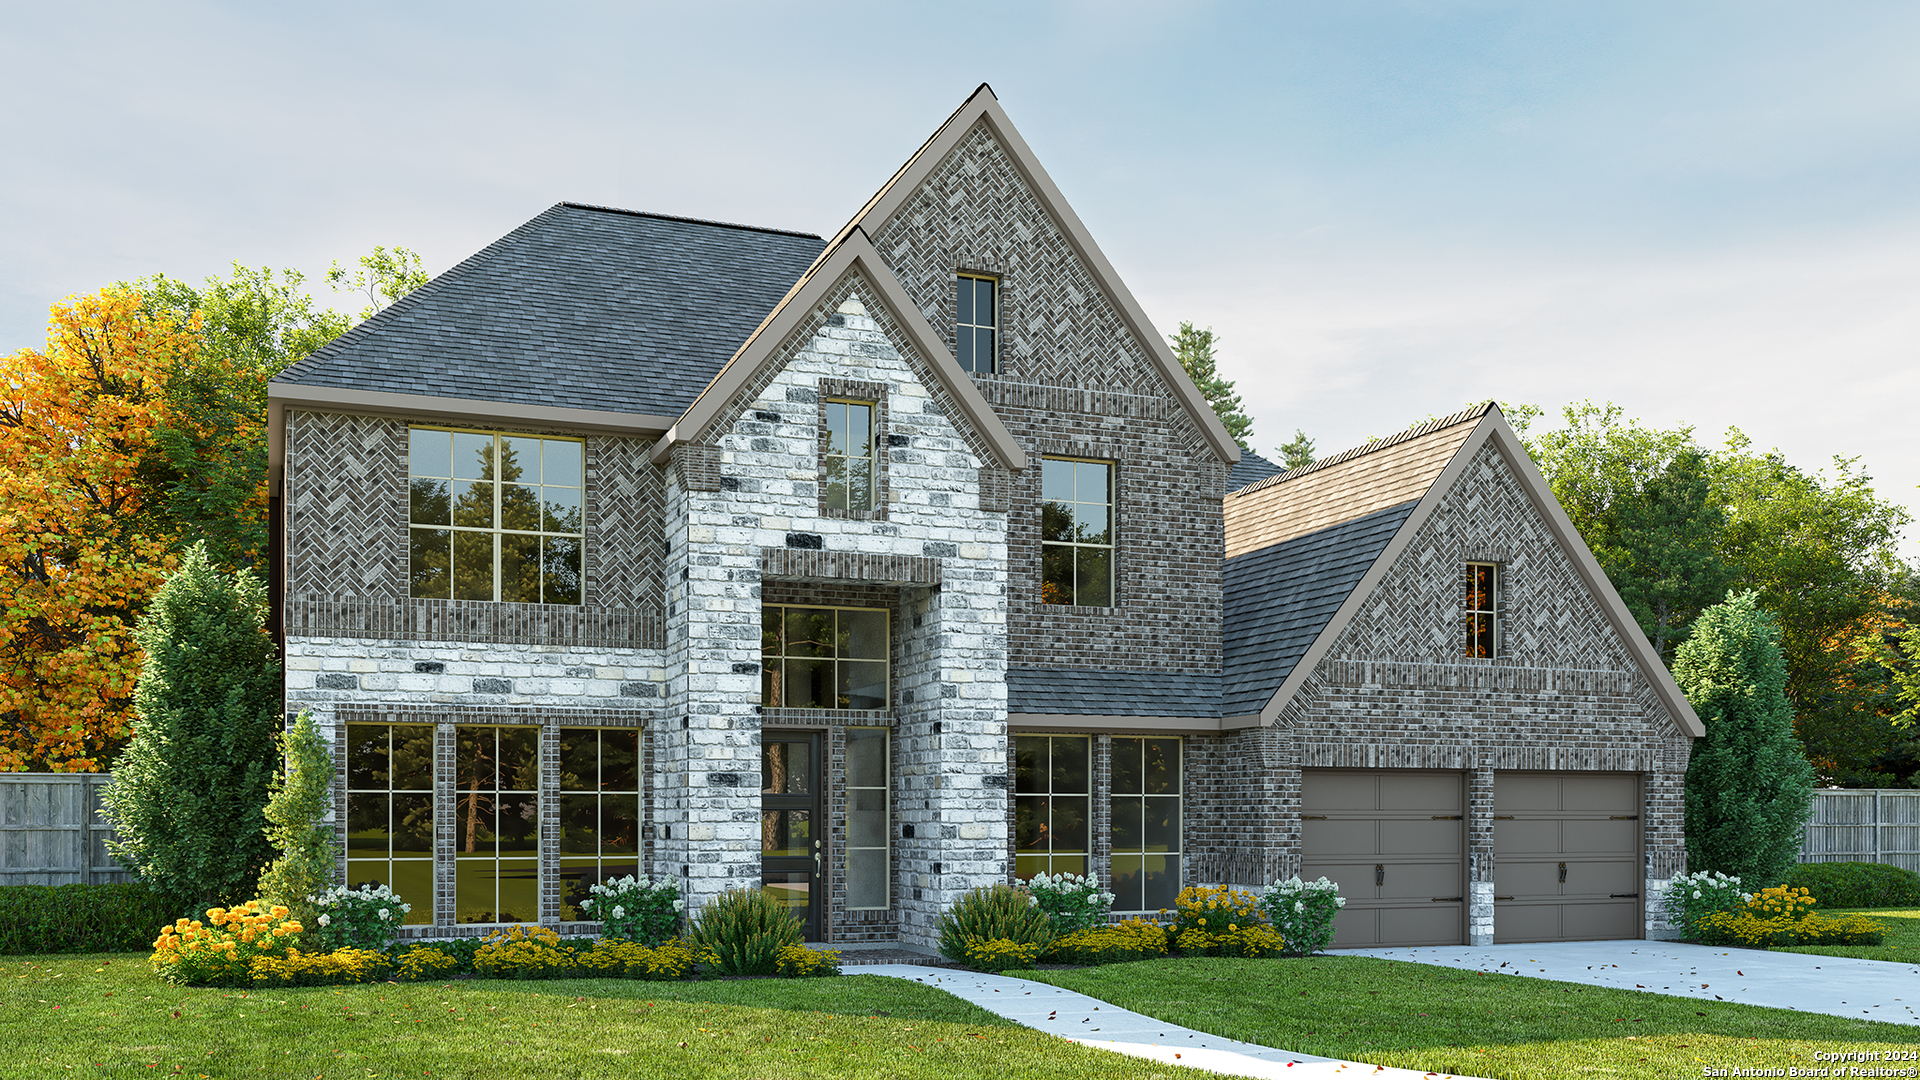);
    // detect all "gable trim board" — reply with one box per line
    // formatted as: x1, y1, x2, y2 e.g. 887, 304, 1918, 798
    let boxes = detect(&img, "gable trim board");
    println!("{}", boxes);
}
649, 228, 1027, 472
1225, 405, 1705, 739
827, 83, 1240, 467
